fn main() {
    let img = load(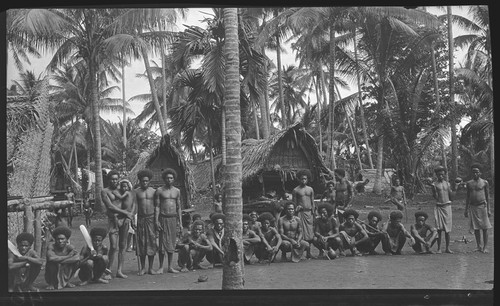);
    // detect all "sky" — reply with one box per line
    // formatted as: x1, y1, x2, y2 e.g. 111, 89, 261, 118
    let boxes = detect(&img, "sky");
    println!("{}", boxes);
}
6, 6, 474, 127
